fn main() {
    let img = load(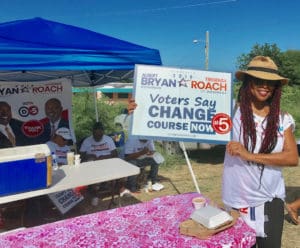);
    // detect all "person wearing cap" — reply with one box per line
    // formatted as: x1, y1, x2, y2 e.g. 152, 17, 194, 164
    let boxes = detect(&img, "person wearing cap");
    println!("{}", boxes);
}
46, 127, 72, 165
79, 121, 118, 162
222, 56, 298, 247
